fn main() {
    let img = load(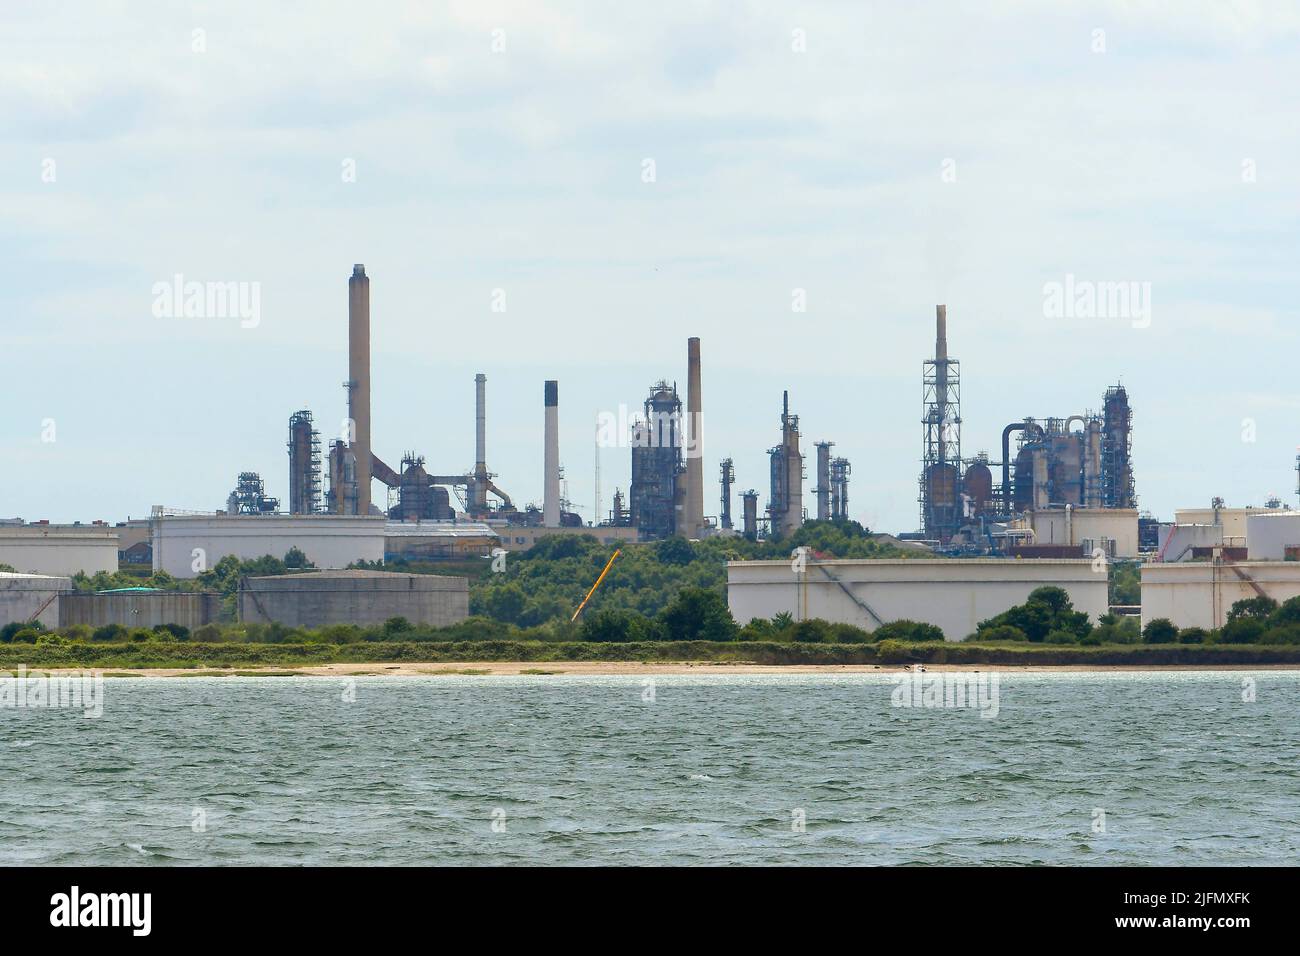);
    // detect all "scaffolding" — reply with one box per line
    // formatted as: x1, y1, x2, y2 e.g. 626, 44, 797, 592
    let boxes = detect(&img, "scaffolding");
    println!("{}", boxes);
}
228, 472, 279, 515
919, 307, 962, 541
830, 457, 851, 520
1101, 384, 1135, 509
